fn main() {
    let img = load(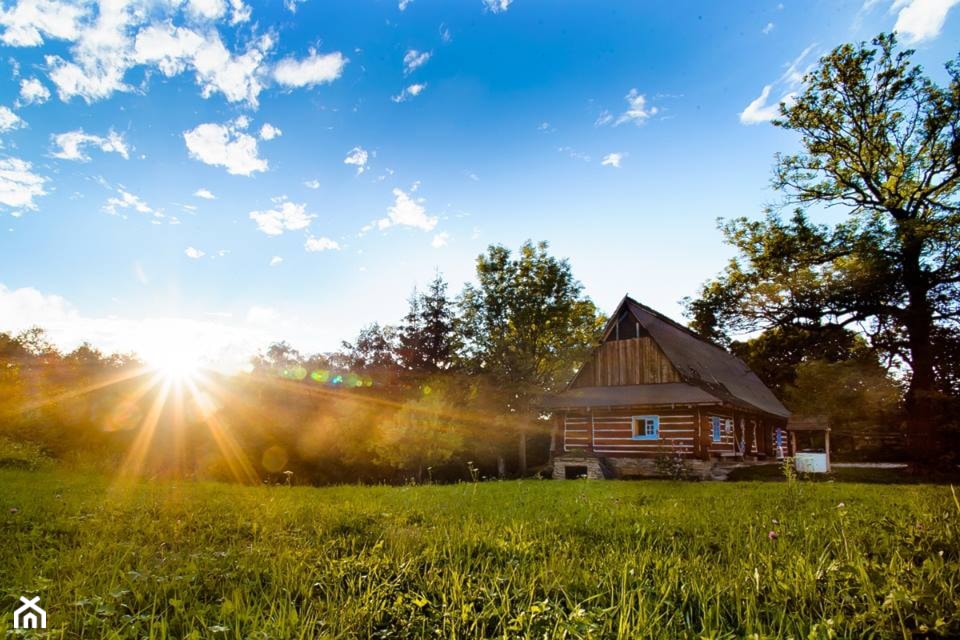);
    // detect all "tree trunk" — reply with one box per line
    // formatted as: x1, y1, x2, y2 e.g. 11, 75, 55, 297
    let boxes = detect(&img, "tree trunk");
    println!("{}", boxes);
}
518, 426, 527, 476
901, 238, 941, 471
496, 456, 506, 479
